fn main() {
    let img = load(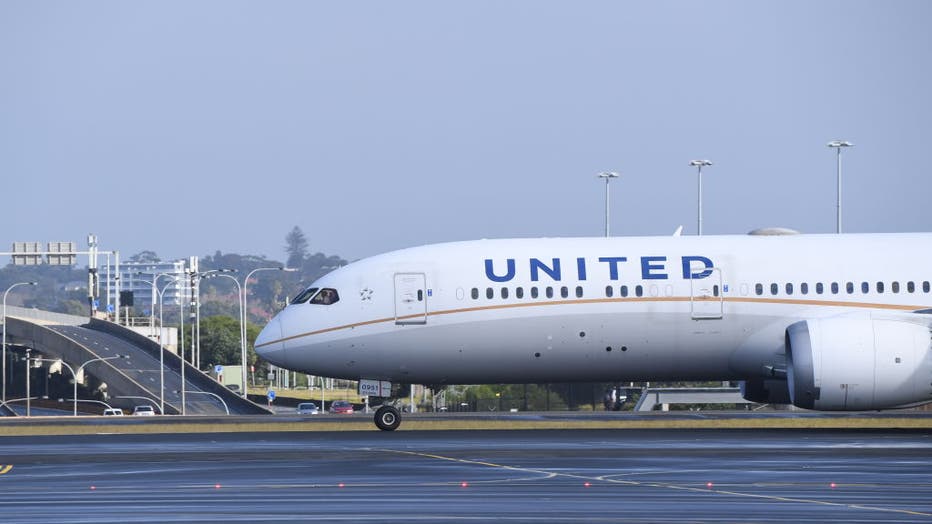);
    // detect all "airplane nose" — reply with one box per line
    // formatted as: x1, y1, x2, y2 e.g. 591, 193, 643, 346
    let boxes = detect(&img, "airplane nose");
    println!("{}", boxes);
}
255, 315, 286, 367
